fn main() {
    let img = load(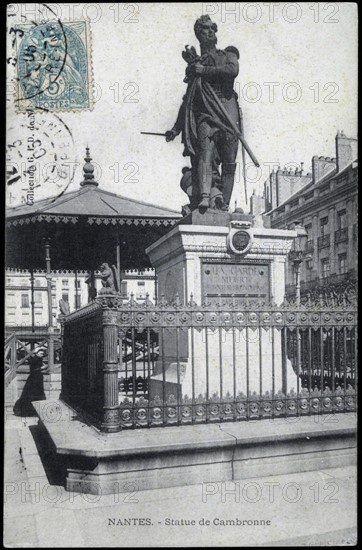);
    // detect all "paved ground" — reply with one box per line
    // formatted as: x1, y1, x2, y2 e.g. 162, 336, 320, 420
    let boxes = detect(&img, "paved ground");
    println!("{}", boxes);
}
4, 412, 357, 548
